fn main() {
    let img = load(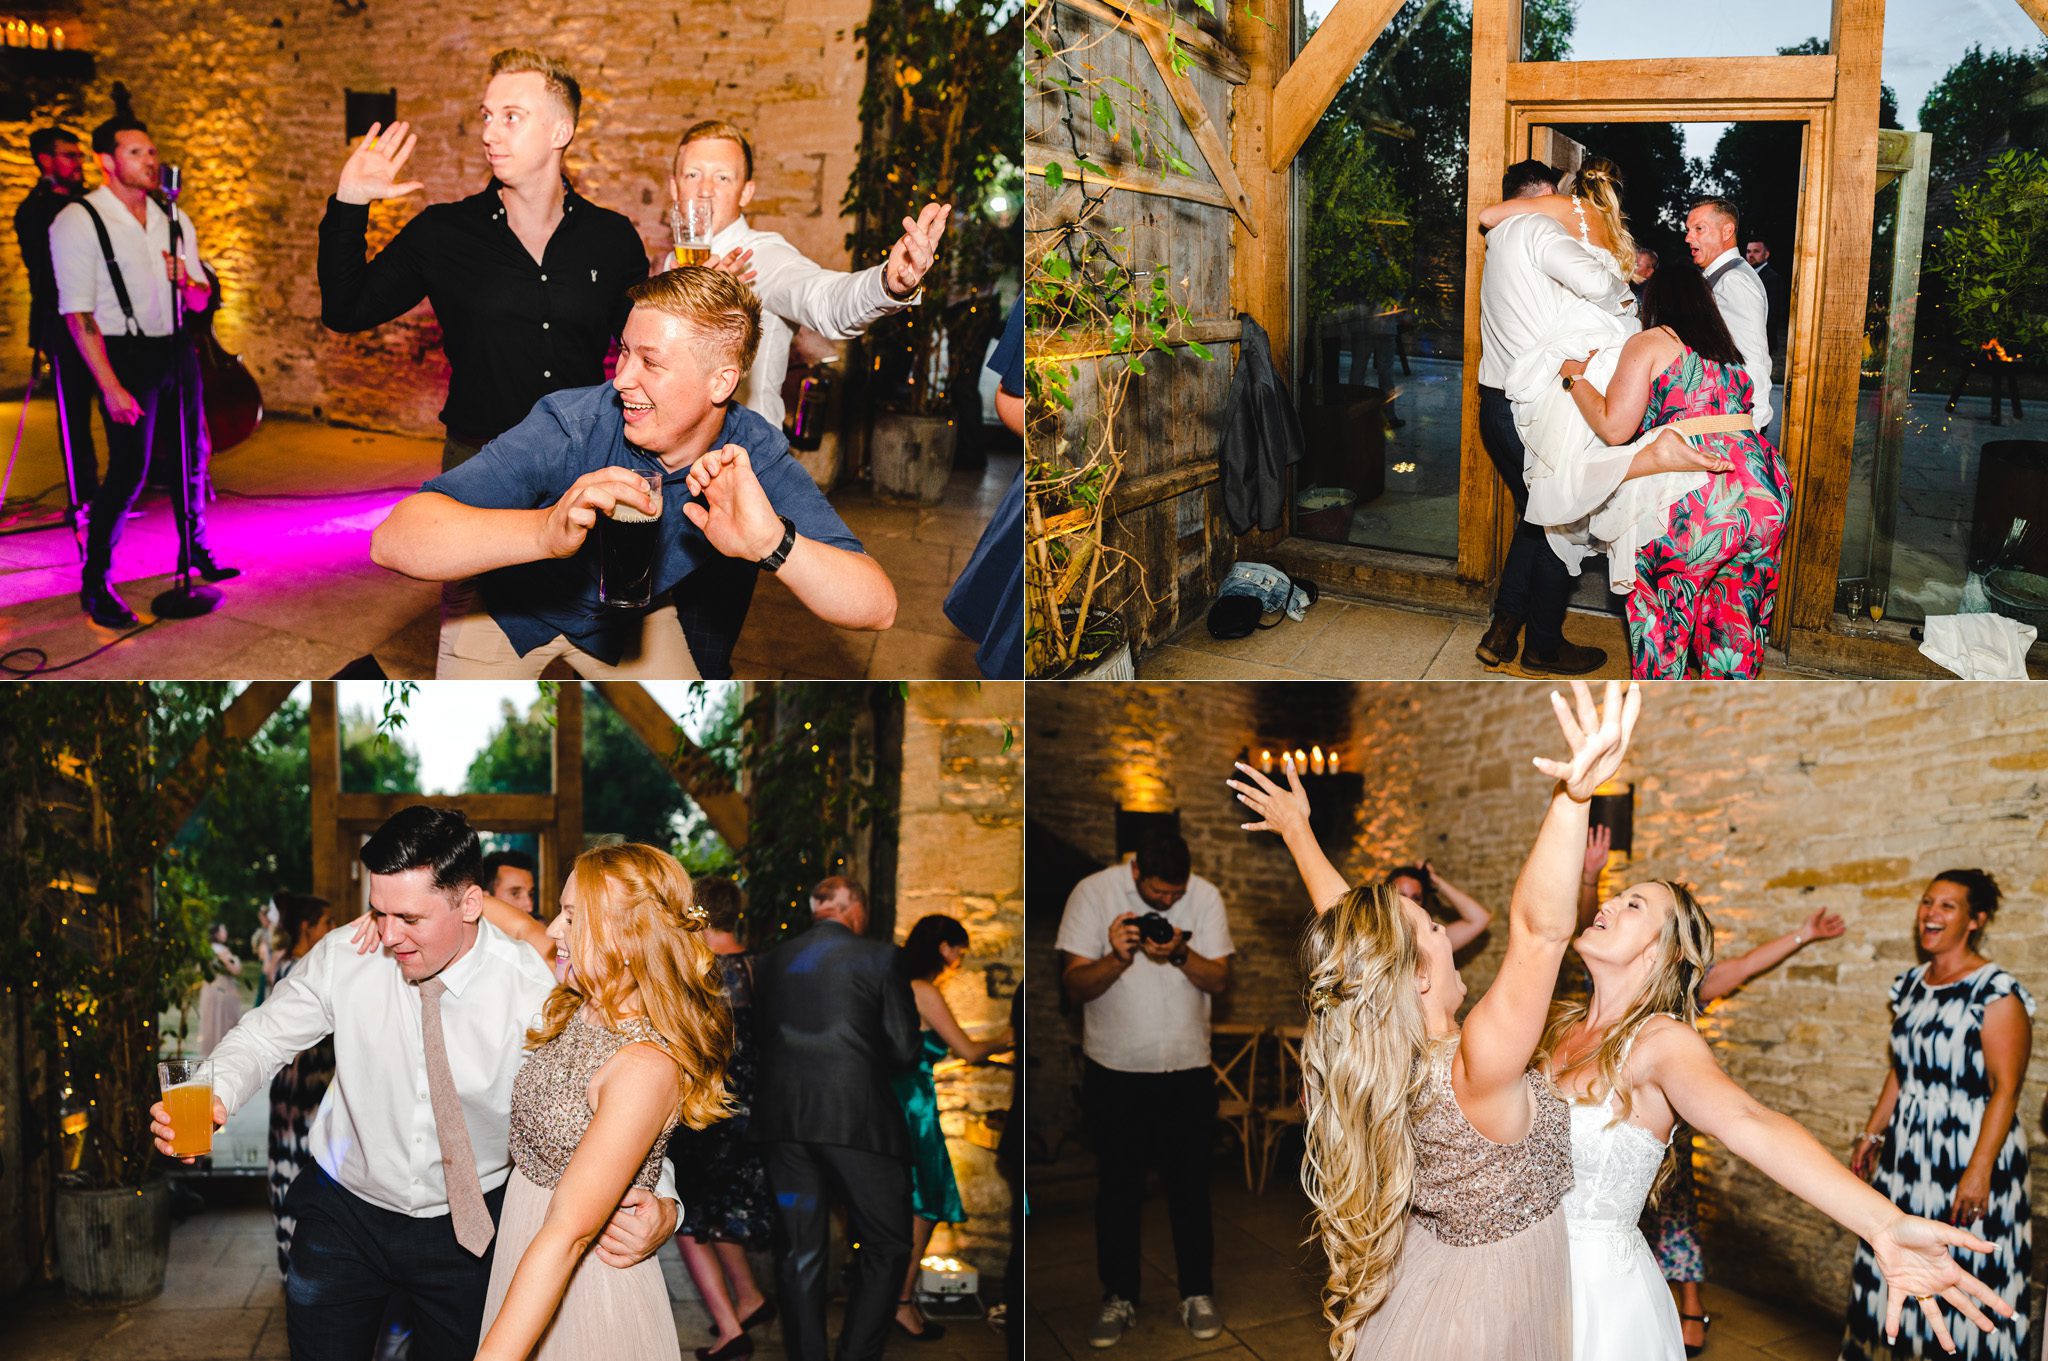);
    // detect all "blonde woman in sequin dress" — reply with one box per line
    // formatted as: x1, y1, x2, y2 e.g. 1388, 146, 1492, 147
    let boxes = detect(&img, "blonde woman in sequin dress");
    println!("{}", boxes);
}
1539, 868, 2016, 1360
1231, 680, 1642, 1361
472, 844, 735, 1361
